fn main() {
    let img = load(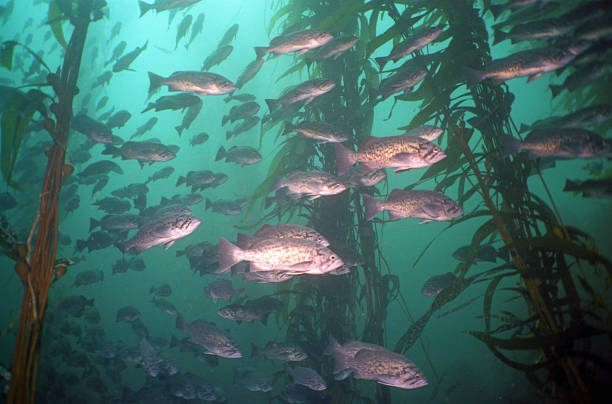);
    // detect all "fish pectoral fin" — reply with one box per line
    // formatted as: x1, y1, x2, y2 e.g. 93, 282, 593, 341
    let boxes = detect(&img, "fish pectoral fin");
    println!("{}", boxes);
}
296, 48, 311, 55
287, 261, 315, 272
421, 203, 443, 218
163, 240, 175, 251
388, 152, 416, 164
527, 73, 543, 83
559, 141, 583, 156
419, 219, 433, 224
